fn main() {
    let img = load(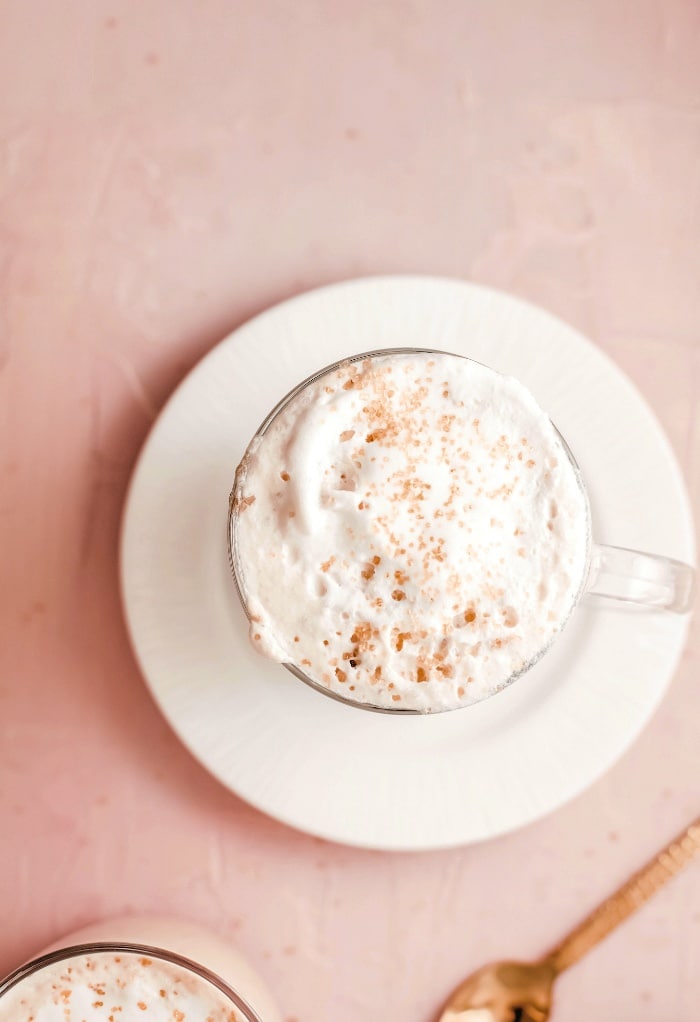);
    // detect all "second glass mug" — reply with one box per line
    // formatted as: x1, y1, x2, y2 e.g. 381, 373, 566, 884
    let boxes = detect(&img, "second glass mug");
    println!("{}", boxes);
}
228, 347, 695, 714
0, 944, 264, 1022
0, 916, 282, 1022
